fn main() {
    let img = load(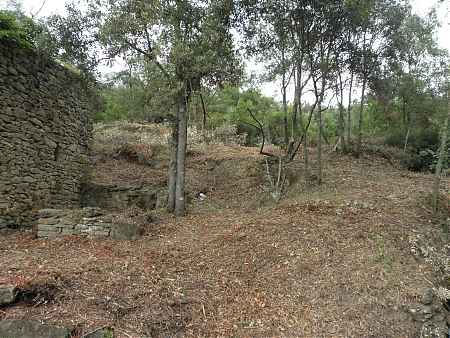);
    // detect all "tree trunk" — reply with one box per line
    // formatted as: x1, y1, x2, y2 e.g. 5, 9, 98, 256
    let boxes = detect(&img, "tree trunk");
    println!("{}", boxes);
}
167, 122, 178, 212
433, 86, 450, 214
282, 50, 289, 149
317, 102, 323, 185
200, 92, 208, 144
296, 66, 309, 181
293, 66, 302, 139
347, 72, 354, 149
357, 76, 367, 157
403, 100, 411, 153
337, 72, 346, 152
175, 90, 188, 216
303, 132, 309, 181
